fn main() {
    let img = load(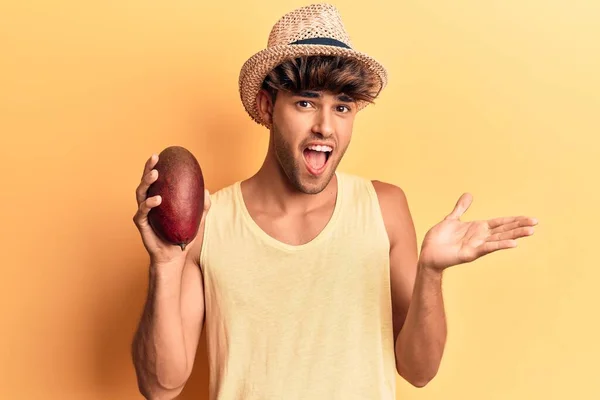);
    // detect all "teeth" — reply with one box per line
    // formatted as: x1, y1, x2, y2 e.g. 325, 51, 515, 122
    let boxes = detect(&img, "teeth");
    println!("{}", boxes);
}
307, 145, 332, 152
